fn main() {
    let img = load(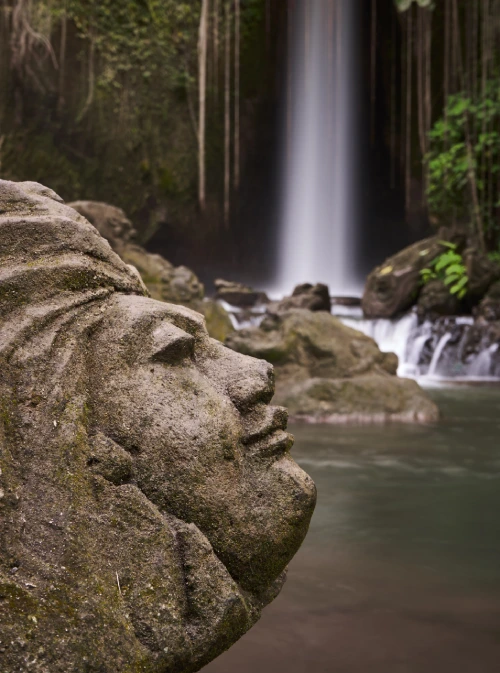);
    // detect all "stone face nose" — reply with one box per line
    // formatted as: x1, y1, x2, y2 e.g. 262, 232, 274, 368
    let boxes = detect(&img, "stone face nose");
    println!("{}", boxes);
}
226, 361, 275, 412
204, 341, 276, 413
